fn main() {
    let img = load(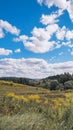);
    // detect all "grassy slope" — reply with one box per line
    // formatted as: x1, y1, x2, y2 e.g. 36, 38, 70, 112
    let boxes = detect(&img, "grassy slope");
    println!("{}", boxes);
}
0, 80, 66, 98
0, 80, 73, 130
0, 80, 50, 98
